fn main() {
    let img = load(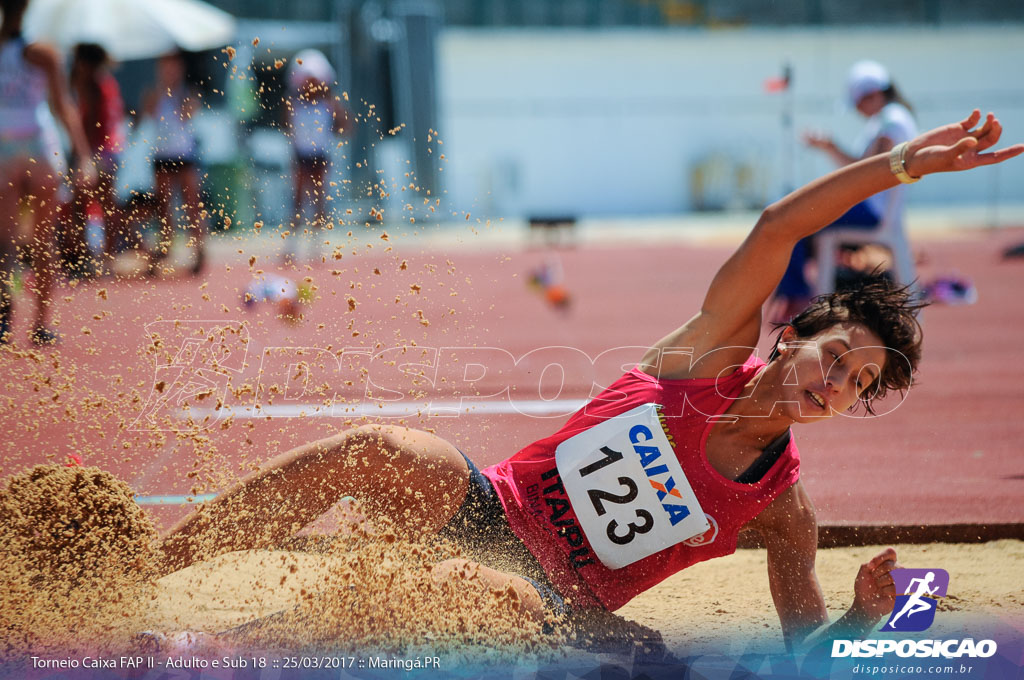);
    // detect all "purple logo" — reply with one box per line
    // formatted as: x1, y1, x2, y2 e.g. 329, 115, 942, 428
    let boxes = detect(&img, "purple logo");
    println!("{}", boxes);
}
885, 568, 950, 632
